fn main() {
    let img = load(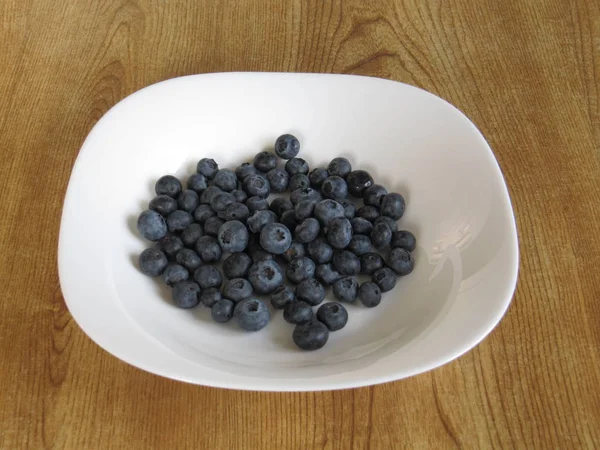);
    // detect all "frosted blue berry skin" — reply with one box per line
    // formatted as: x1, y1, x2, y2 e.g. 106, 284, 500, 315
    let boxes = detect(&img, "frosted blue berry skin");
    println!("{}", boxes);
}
217, 220, 249, 253
332, 276, 359, 303
137, 210, 167, 241
155, 175, 182, 198
139, 248, 168, 276
274, 134, 300, 160
211, 299, 235, 323
172, 281, 201, 309
358, 281, 382, 308
284, 301, 313, 325
197, 158, 218, 179
234, 298, 271, 331
270, 285, 295, 310
317, 302, 348, 331
248, 259, 285, 294
292, 321, 329, 350
260, 223, 292, 255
